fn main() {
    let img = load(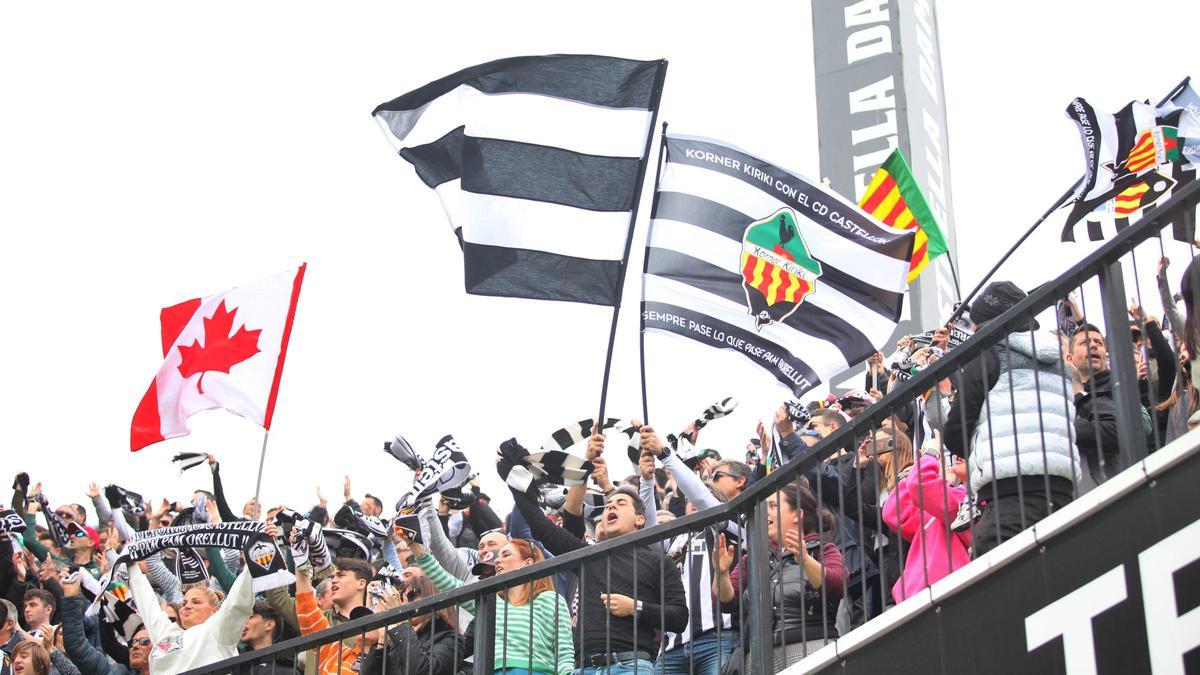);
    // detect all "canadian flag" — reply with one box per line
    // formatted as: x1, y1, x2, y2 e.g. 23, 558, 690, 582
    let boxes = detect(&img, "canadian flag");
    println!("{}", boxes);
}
131, 264, 306, 451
